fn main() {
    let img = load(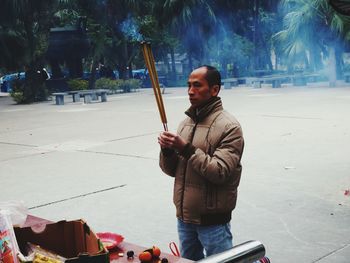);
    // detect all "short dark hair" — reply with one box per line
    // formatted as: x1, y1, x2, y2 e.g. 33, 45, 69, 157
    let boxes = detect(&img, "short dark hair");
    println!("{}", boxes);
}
199, 65, 221, 88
